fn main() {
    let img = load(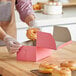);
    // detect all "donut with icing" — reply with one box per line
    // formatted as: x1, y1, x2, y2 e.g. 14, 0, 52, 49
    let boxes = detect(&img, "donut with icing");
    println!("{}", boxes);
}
39, 63, 58, 73
52, 67, 71, 76
26, 28, 39, 40
60, 61, 76, 71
